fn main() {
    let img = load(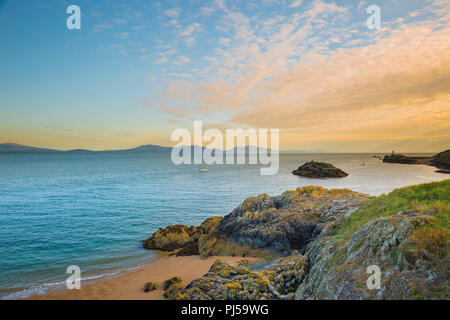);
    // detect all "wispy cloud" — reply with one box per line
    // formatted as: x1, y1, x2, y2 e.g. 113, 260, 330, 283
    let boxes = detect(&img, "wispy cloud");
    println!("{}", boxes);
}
156, 56, 169, 64
114, 31, 130, 39
149, 0, 450, 149
112, 18, 128, 25
173, 56, 190, 65
93, 24, 111, 32
289, 0, 304, 8
164, 8, 181, 18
